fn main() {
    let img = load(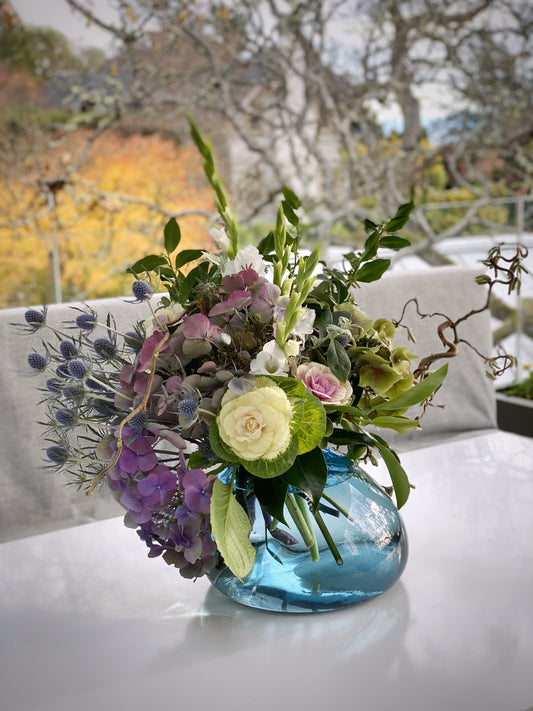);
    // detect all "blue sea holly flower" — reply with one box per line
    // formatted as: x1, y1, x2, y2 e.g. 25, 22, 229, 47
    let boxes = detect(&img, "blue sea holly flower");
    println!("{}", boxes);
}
27, 352, 47, 371
45, 377, 62, 394
68, 359, 89, 379
90, 397, 118, 417
124, 330, 144, 352
173, 386, 201, 428
59, 340, 78, 359
62, 384, 85, 404
55, 363, 71, 379
128, 411, 148, 436
46, 445, 70, 465
75, 311, 97, 332
93, 337, 117, 360
24, 309, 46, 330
54, 408, 77, 427
131, 280, 152, 302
